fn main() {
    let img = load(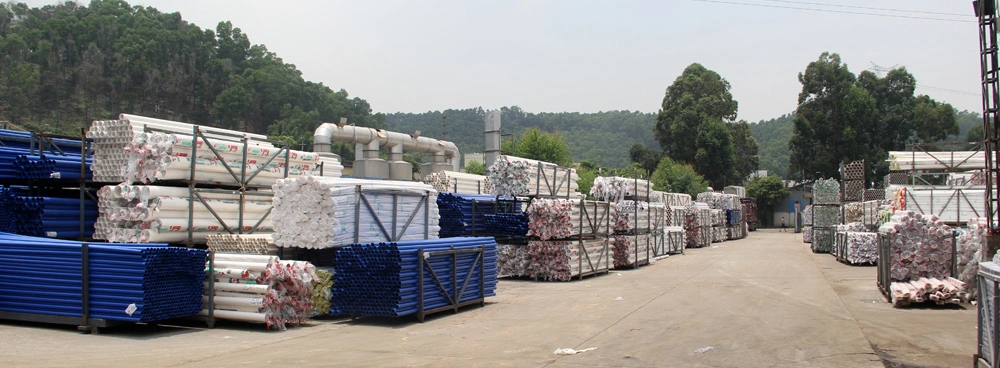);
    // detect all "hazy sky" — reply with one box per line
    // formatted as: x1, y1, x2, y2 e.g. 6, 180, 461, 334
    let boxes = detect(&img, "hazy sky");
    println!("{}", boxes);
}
24, 0, 982, 122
